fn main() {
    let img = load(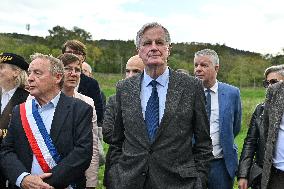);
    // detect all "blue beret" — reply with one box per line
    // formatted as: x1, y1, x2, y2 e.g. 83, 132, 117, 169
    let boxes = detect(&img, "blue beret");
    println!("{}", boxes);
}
0, 52, 29, 71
